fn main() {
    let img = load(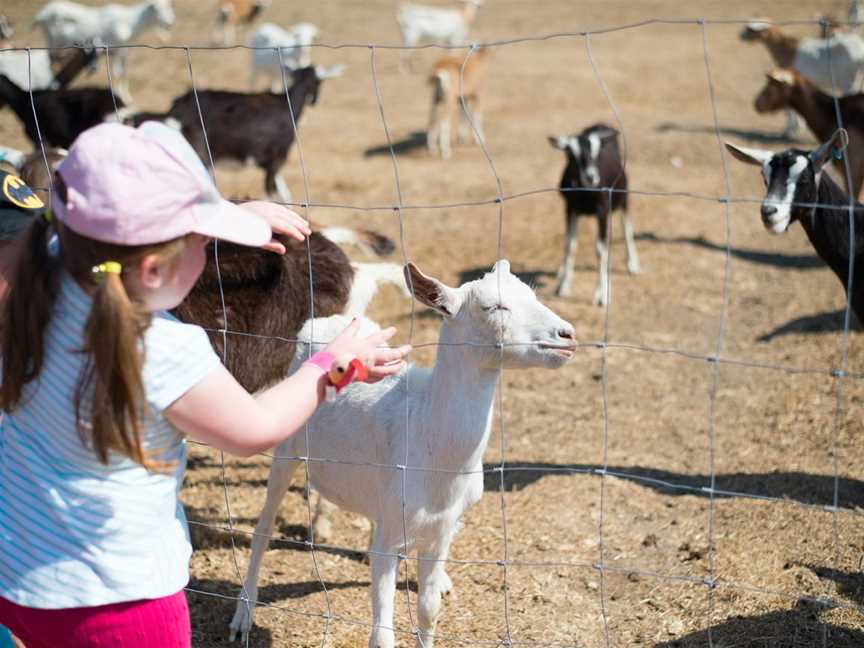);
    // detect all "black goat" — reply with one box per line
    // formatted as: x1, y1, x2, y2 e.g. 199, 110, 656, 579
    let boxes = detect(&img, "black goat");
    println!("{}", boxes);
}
129, 65, 343, 201
0, 50, 118, 149
547, 123, 640, 305
727, 130, 864, 323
